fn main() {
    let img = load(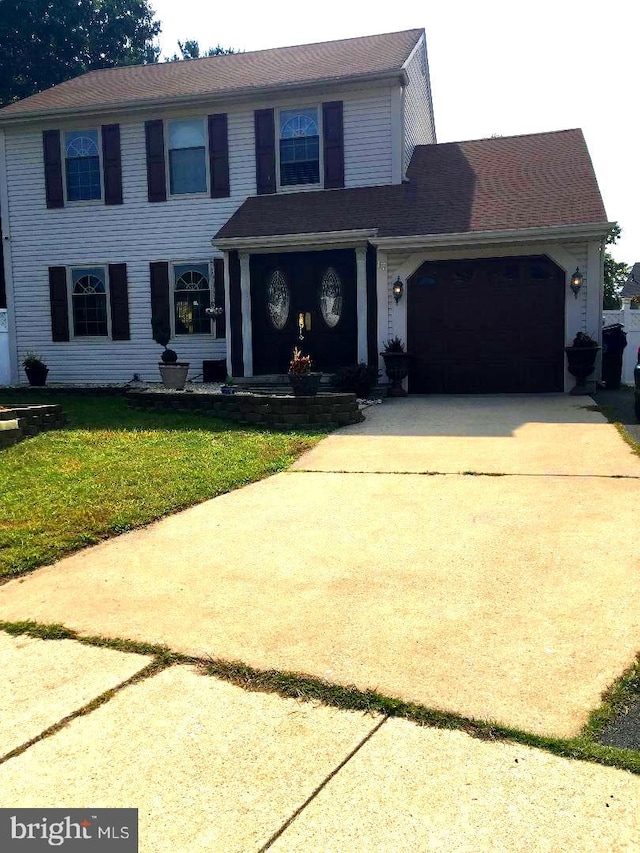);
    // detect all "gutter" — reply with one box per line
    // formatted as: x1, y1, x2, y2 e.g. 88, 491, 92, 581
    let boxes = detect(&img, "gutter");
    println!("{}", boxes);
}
0, 70, 408, 129
371, 222, 615, 250
212, 229, 378, 251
